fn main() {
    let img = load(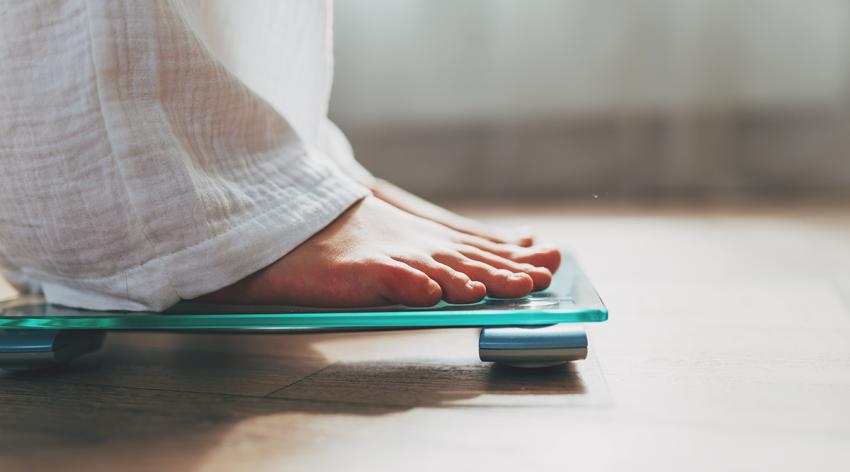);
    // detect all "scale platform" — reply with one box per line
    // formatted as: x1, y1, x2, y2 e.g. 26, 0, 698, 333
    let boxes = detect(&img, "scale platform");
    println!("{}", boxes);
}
0, 253, 606, 370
